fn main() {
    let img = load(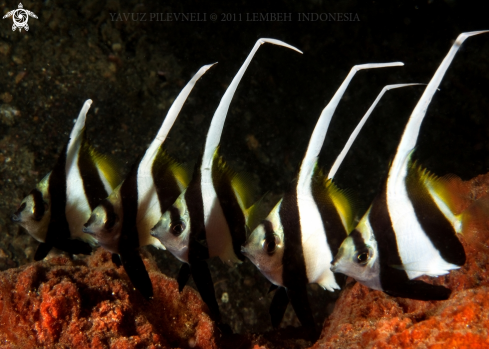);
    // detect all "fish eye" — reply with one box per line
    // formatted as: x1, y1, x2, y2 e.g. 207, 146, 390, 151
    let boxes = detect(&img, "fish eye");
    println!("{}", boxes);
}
355, 249, 370, 265
171, 221, 185, 236
264, 234, 279, 255
104, 211, 117, 230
